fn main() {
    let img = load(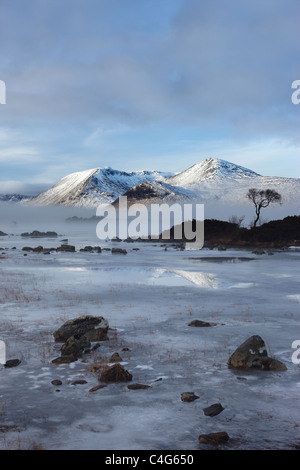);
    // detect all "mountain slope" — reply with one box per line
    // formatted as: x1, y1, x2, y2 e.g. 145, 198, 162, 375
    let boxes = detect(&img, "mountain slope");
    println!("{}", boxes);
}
32, 168, 100, 206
